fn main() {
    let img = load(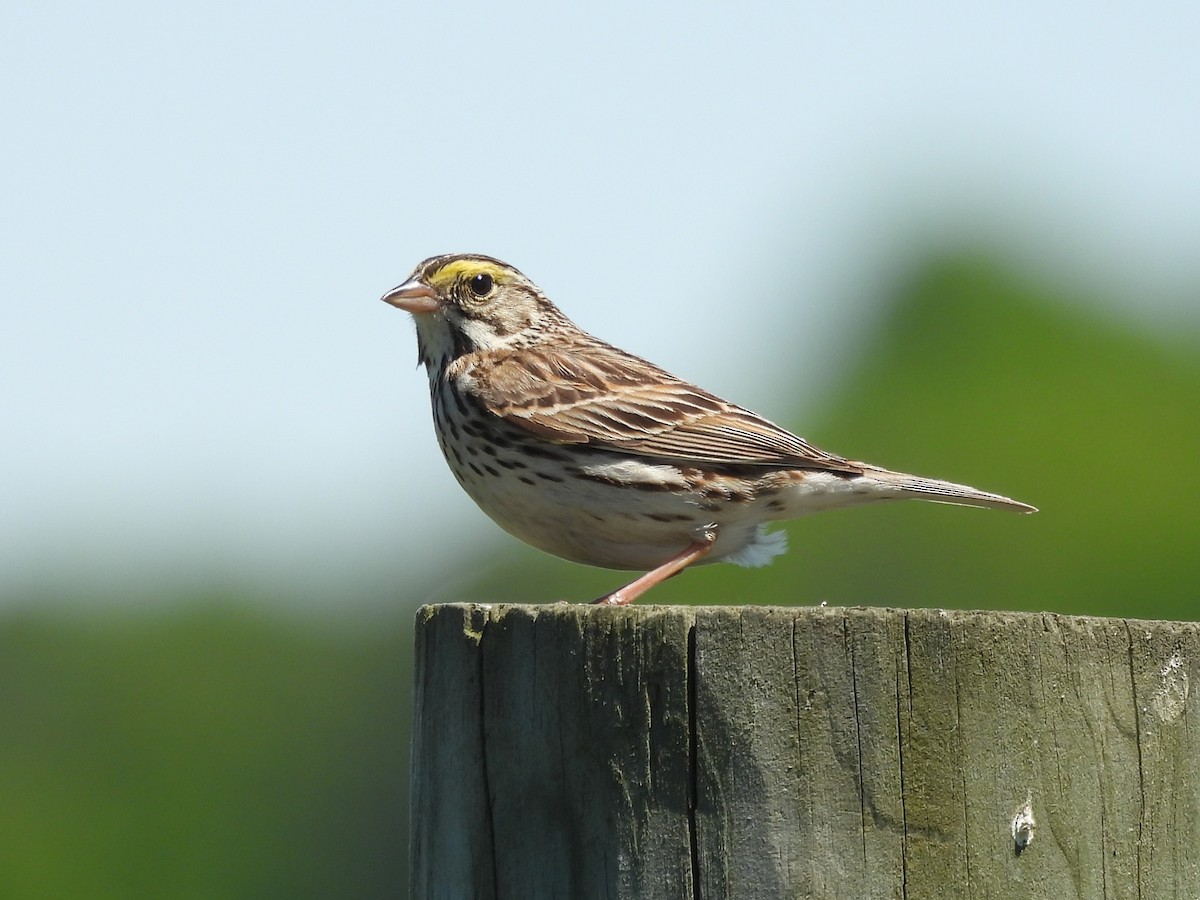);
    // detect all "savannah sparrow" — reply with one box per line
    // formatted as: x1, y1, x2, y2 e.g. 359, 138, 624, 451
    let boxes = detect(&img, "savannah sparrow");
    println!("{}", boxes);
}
383, 254, 1035, 605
